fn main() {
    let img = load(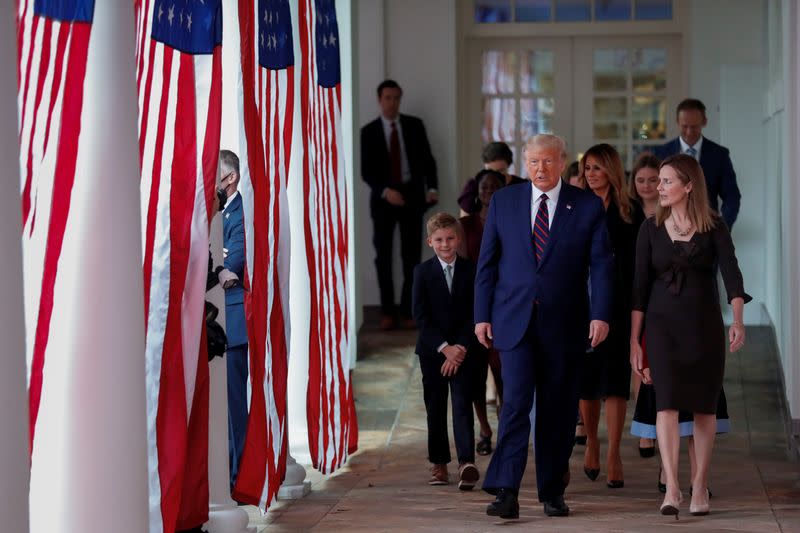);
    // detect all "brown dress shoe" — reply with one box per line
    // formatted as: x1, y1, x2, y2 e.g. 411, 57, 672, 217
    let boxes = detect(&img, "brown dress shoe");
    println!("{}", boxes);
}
379, 315, 395, 331
458, 463, 480, 490
428, 464, 449, 485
